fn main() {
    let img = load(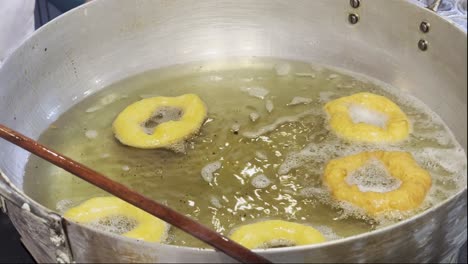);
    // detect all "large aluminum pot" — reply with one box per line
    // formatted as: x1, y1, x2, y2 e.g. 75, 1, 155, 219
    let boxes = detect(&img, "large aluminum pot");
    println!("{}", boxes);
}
0, 0, 466, 263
